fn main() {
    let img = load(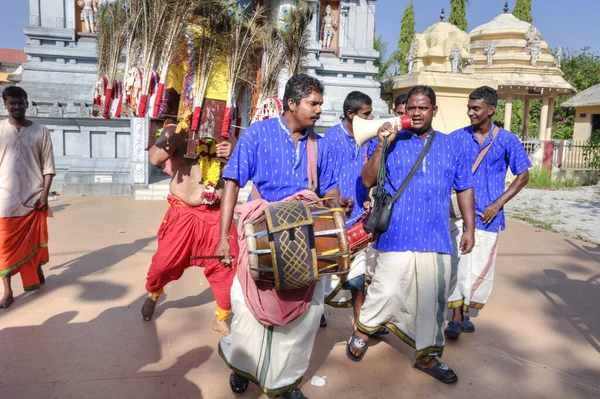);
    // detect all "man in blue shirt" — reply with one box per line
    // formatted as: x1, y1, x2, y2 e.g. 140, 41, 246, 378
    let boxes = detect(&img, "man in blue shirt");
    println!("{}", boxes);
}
394, 93, 408, 117
445, 86, 531, 339
322, 91, 388, 335
216, 74, 346, 399
346, 86, 475, 385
